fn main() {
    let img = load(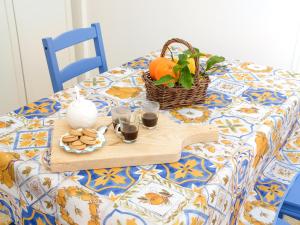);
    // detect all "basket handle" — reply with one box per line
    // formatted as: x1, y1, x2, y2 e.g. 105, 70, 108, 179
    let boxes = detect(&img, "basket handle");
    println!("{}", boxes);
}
160, 38, 200, 80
